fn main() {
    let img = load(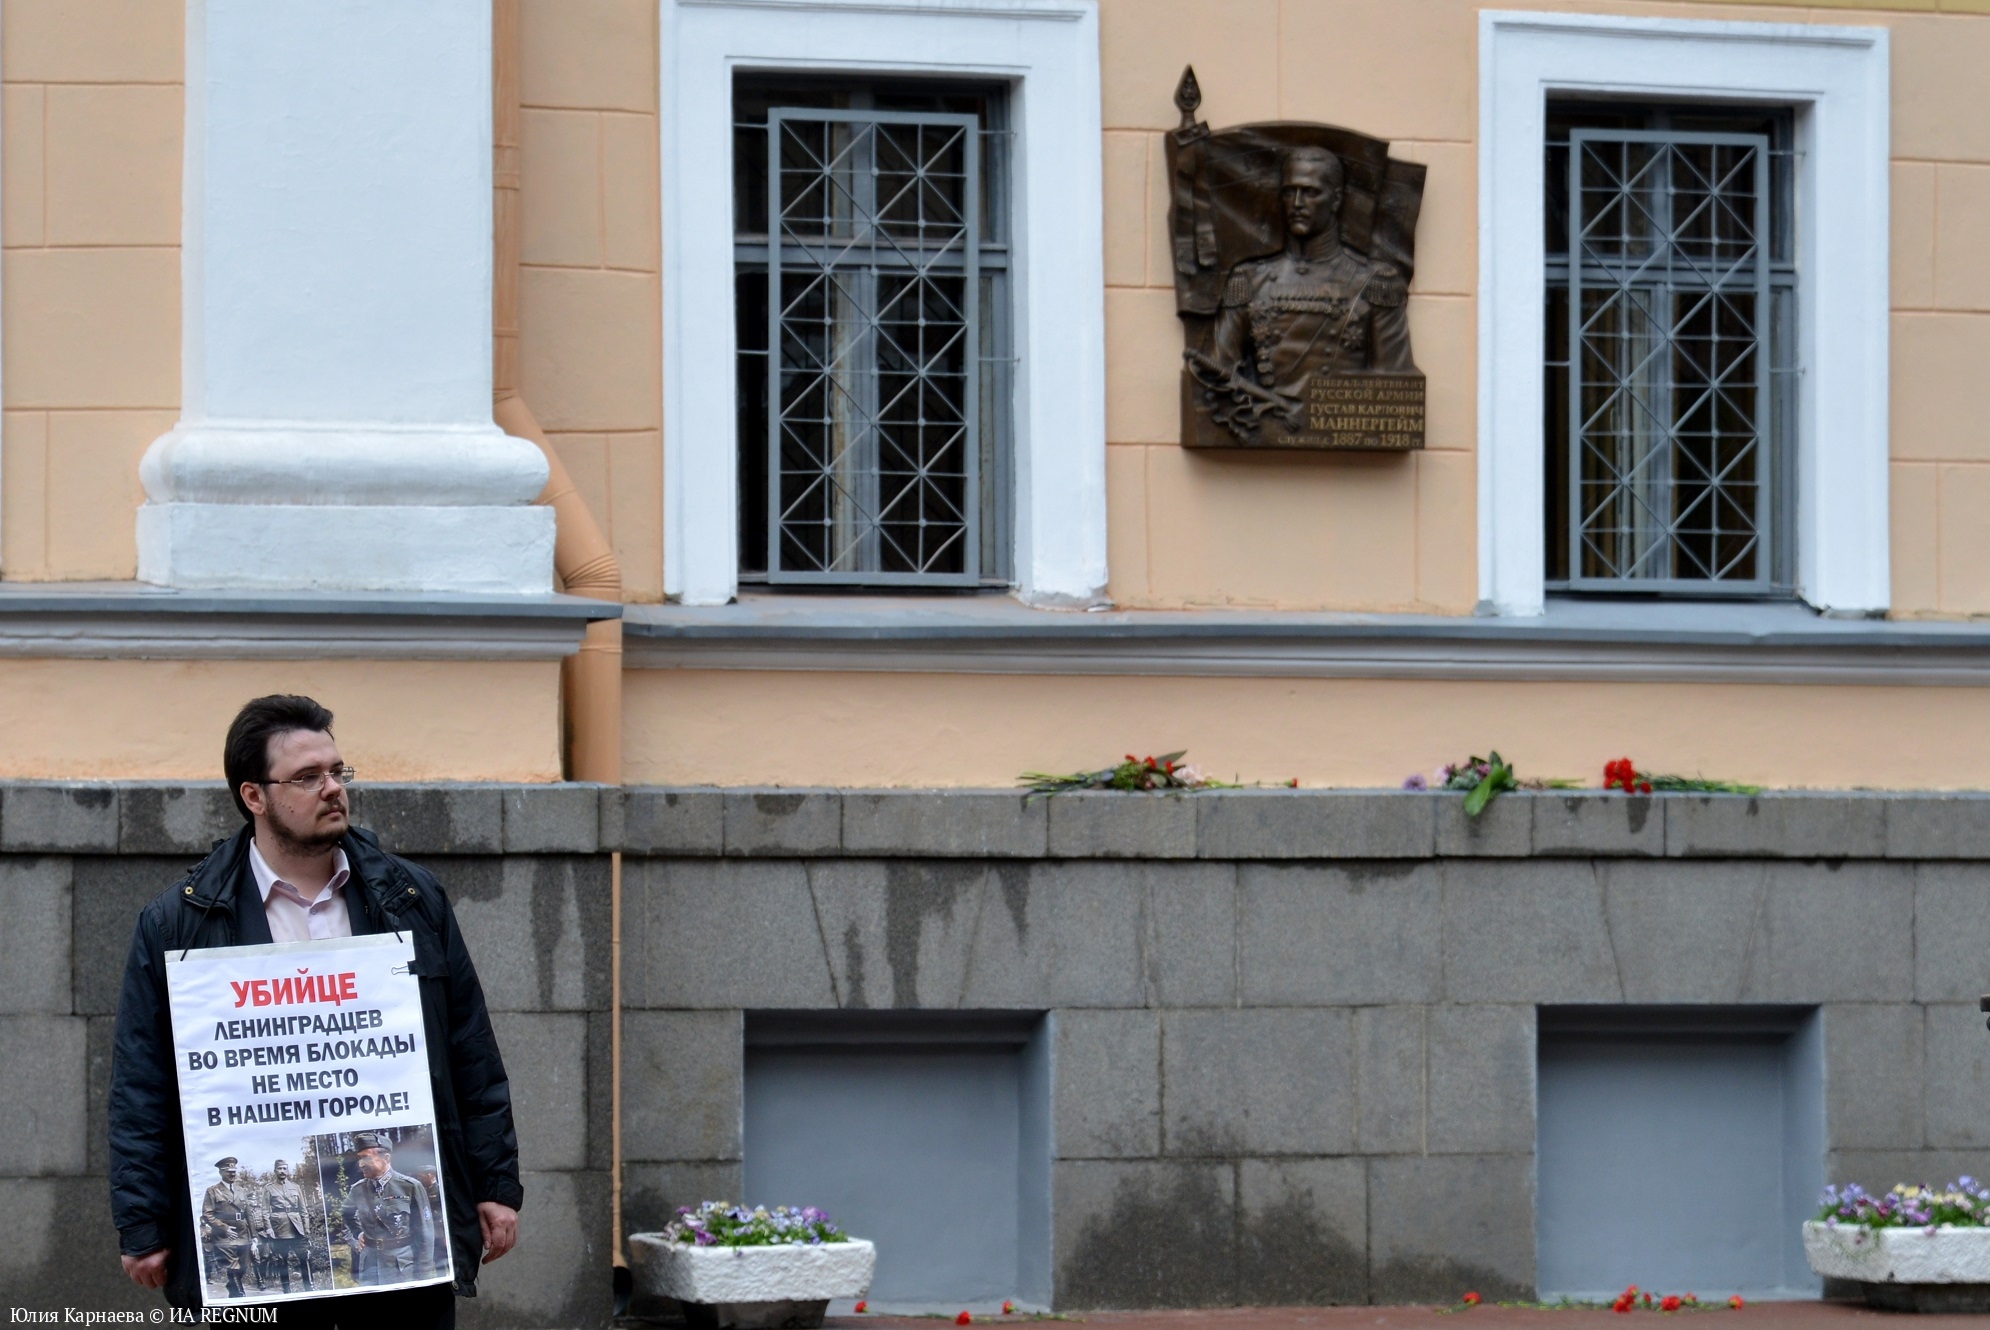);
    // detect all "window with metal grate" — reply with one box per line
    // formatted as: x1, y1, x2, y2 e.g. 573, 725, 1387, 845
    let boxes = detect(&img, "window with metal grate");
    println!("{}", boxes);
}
1545, 103, 1798, 596
734, 76, 1014, 589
